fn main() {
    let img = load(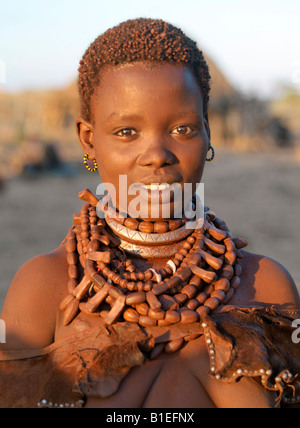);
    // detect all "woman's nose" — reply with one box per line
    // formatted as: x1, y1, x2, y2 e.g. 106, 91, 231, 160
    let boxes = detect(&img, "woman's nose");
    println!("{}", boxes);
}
137, 138, 177, 169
